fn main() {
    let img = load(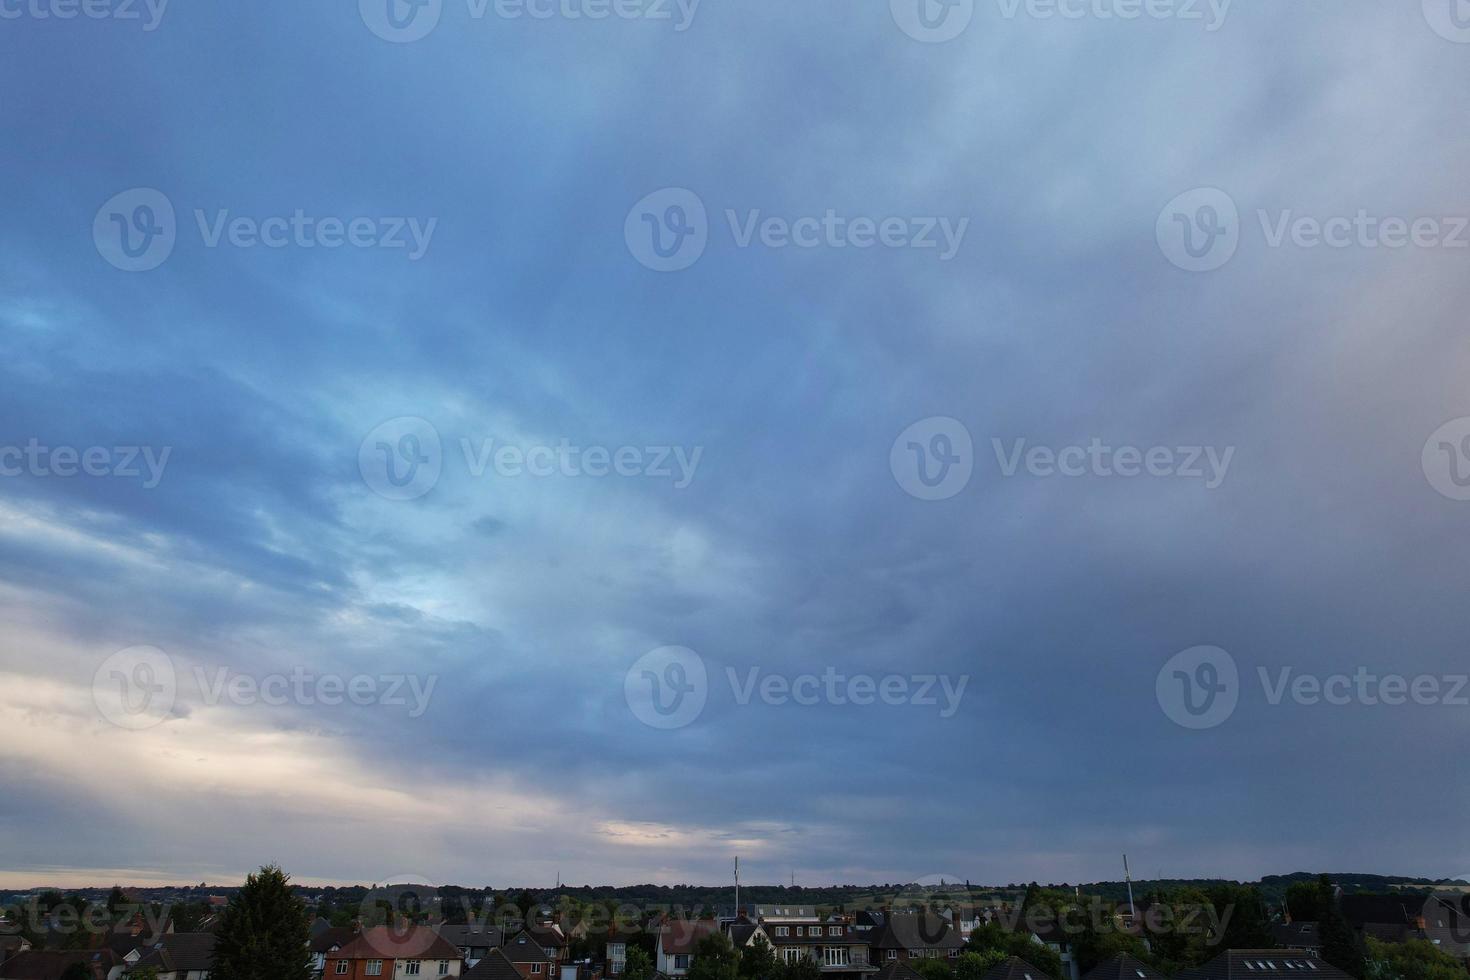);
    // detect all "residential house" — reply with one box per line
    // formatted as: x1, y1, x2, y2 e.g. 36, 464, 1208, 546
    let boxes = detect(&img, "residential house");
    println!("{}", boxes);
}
724, 919, 770, 954
656, 920, 720, 977
464, 950, 523, 980
861, 912, 964, 965
1176, 949, 1354, 980
323, 925, 464, 980
501, 931, 554, 979
868, 964, 926, 980
435, 925, 504, 969
312, 927, 361, 976
127, 932, 217, 980
600, 928, 643, 977
762, 915, 874, 980
0, 949, 123, 980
